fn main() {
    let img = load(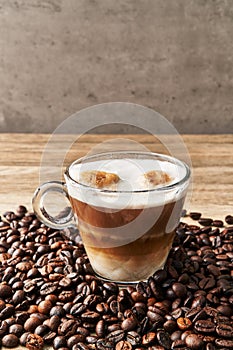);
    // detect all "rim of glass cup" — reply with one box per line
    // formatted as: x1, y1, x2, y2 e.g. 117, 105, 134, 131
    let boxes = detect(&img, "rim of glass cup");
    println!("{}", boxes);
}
65, 151, 191, 193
